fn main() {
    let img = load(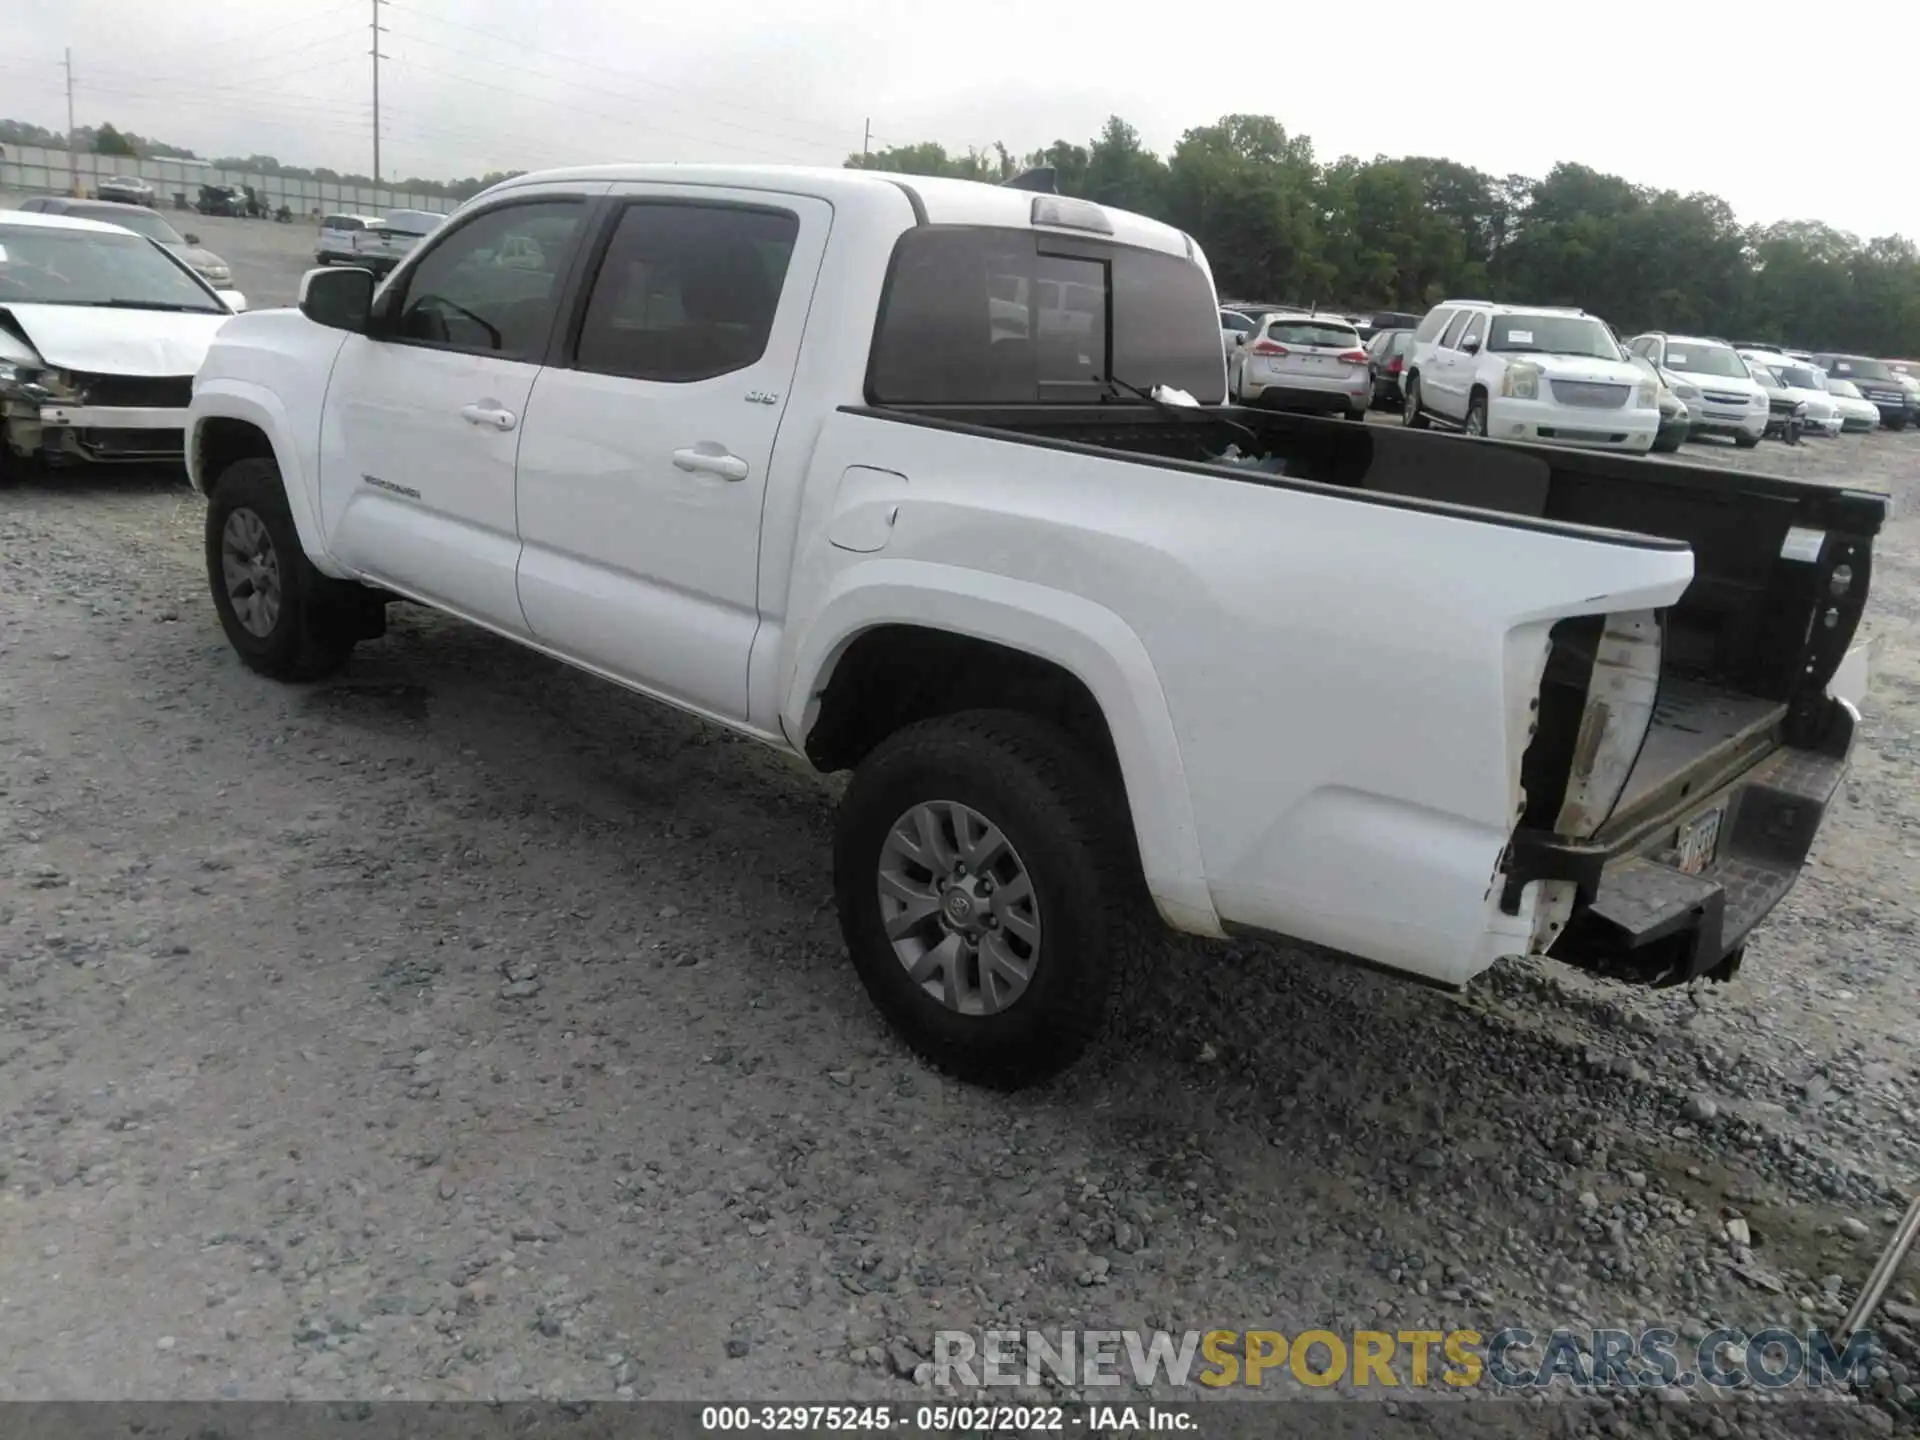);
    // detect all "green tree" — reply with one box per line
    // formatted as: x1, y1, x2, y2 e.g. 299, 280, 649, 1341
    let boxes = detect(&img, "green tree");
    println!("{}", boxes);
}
93, 122, 136, 157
